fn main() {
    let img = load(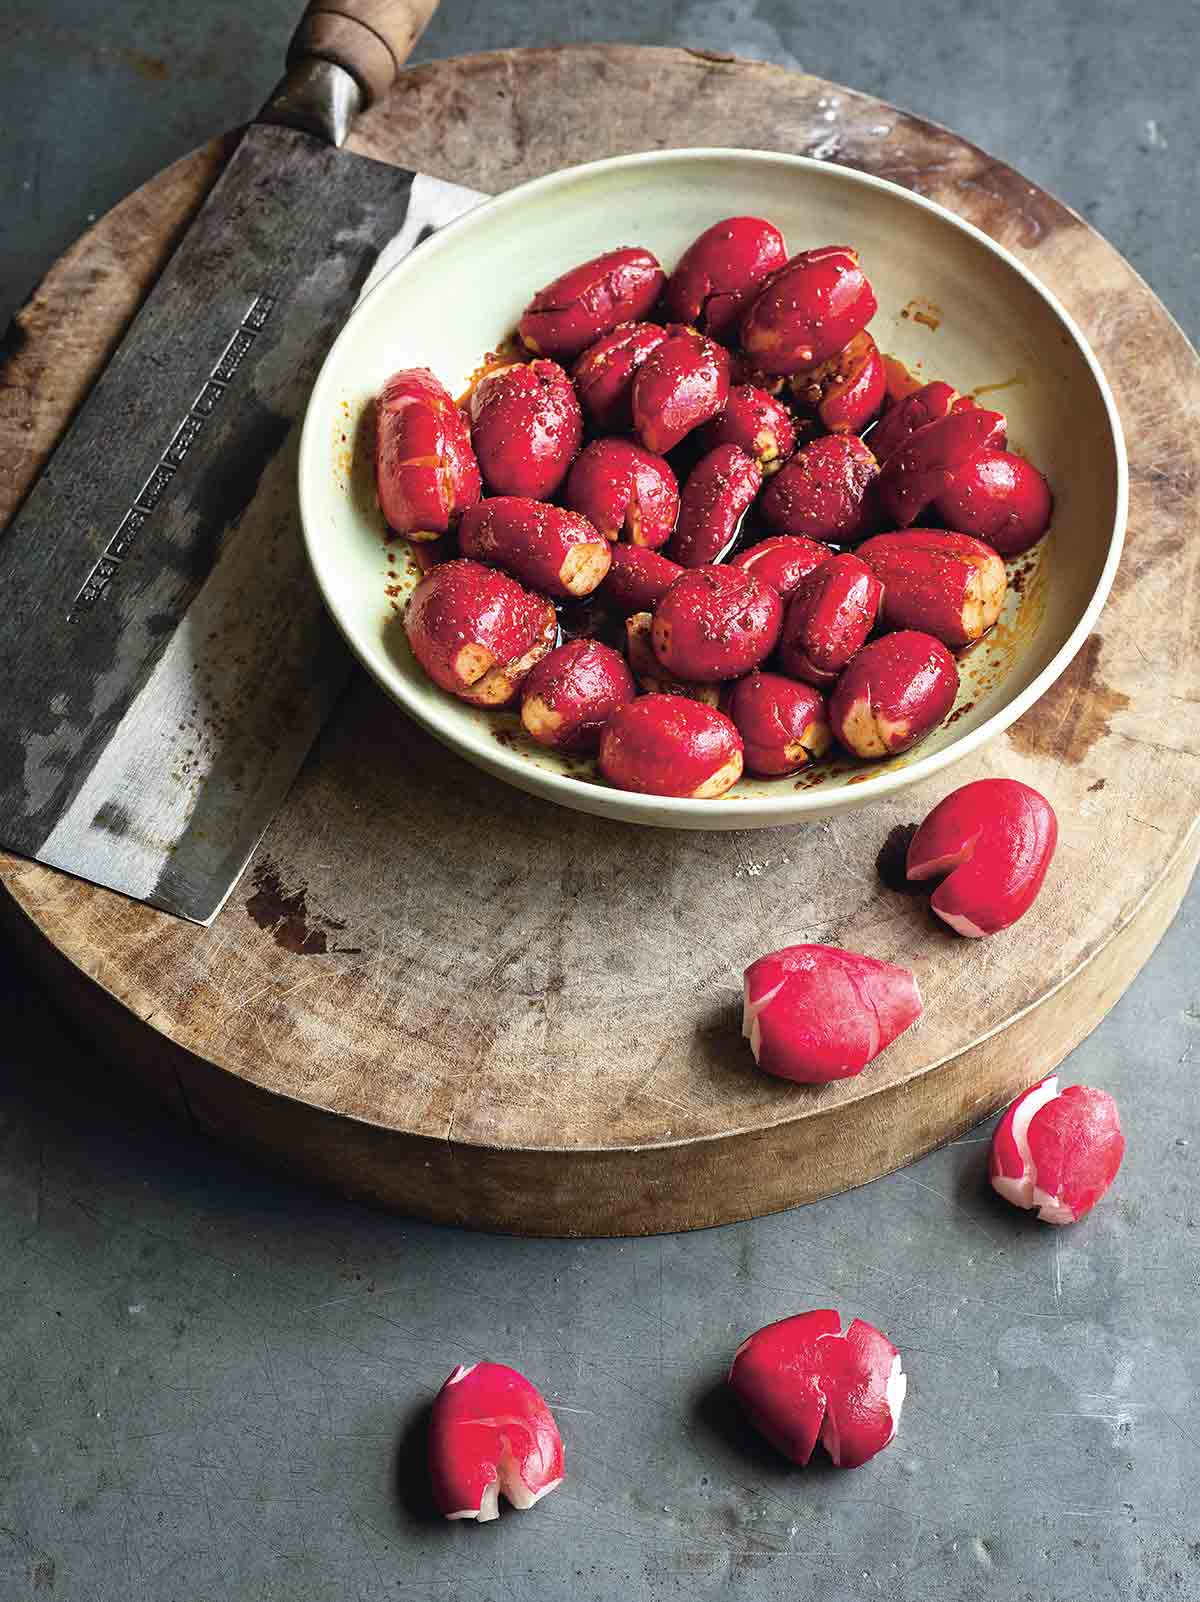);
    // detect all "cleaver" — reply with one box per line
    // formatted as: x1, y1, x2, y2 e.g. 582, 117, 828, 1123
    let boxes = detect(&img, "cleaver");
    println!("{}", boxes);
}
0, 0, 486, 925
